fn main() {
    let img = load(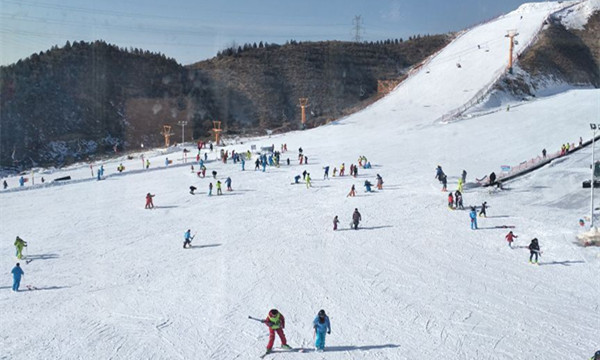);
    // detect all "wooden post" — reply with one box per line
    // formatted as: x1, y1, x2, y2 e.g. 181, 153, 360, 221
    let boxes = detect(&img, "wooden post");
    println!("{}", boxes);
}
212, 121, 222, 145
